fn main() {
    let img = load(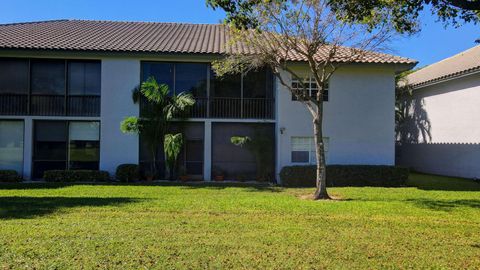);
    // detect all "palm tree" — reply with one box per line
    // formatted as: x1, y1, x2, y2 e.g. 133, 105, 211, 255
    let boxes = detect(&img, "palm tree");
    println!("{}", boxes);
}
120, 77, 195, 178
